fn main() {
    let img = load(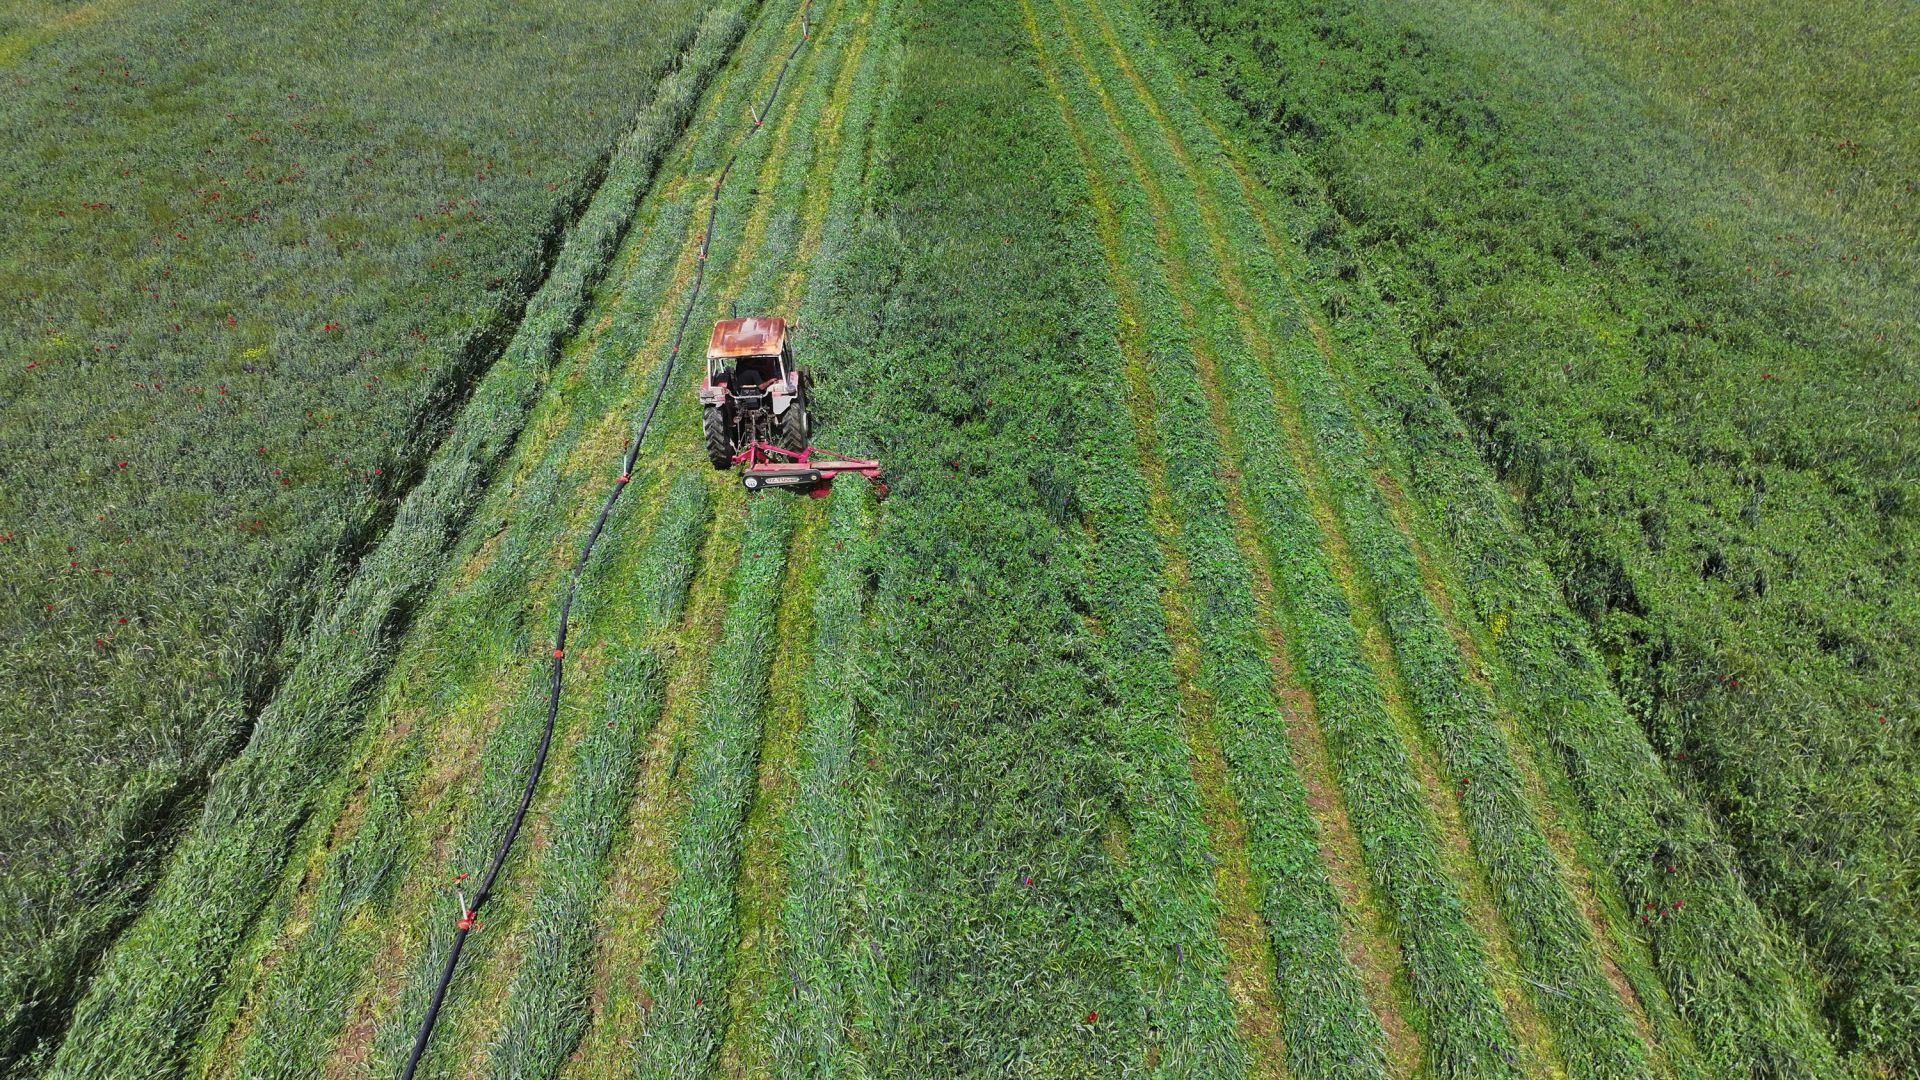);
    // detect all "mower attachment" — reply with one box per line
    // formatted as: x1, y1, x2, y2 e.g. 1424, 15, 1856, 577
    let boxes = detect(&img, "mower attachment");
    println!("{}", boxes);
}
735, 441, 884, 497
